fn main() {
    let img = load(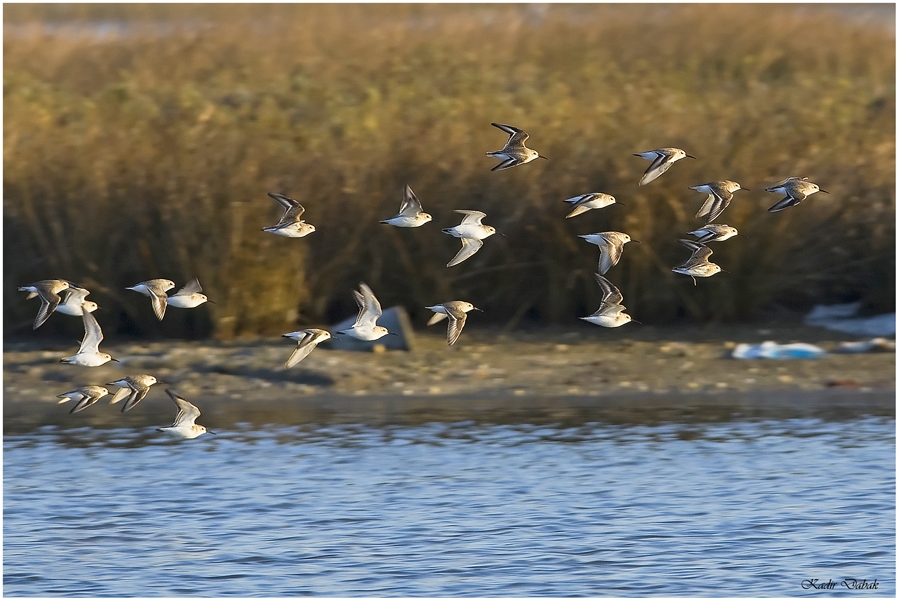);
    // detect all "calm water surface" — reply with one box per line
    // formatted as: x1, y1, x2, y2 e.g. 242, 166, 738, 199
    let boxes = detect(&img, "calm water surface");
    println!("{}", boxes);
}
4, 416, 894, 596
